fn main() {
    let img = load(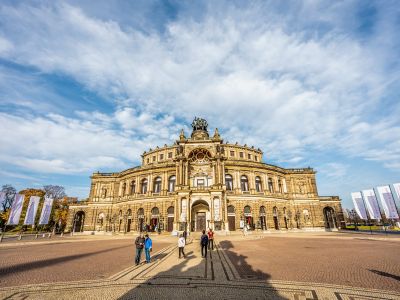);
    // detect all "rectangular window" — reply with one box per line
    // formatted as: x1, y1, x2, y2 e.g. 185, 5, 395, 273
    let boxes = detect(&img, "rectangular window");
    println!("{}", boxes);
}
255, 156, 258, 161
248, 154, 251, 159
168, 152, 172, 158
239, 152, 244, 158
160, 154, 164, 160
152, 156, 156, 162
230, 151, 235, 157
197, 179, 205, 187
147, 158, 149, 163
